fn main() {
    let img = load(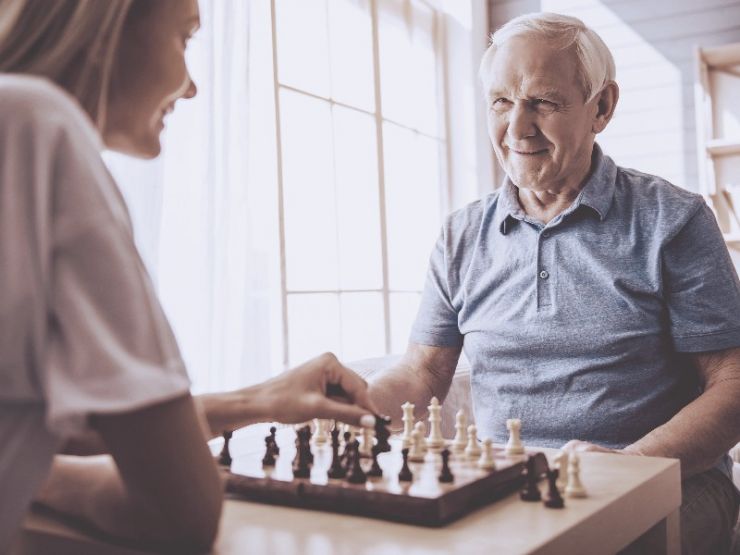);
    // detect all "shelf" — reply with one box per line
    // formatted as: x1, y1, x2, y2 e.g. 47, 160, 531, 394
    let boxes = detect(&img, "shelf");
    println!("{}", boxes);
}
706, 139, 740, 157
701, 42, 740, 67
723, 233, 740, 244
